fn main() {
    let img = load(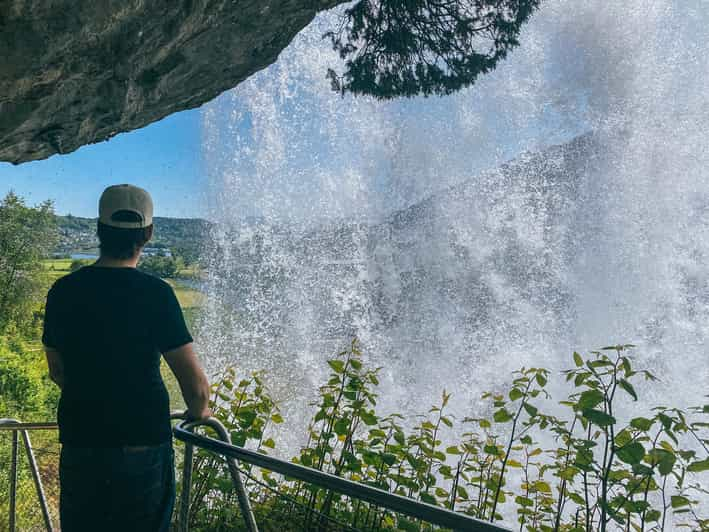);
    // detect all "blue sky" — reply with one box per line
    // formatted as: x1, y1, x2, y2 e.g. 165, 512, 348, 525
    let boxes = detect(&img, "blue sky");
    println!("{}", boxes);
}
0, 109, 207, 219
